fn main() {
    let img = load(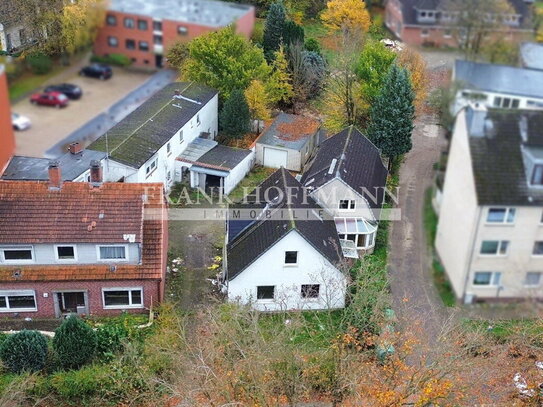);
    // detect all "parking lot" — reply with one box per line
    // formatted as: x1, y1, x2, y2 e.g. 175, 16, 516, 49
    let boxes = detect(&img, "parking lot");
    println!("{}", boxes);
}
12, 67, 155, 158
